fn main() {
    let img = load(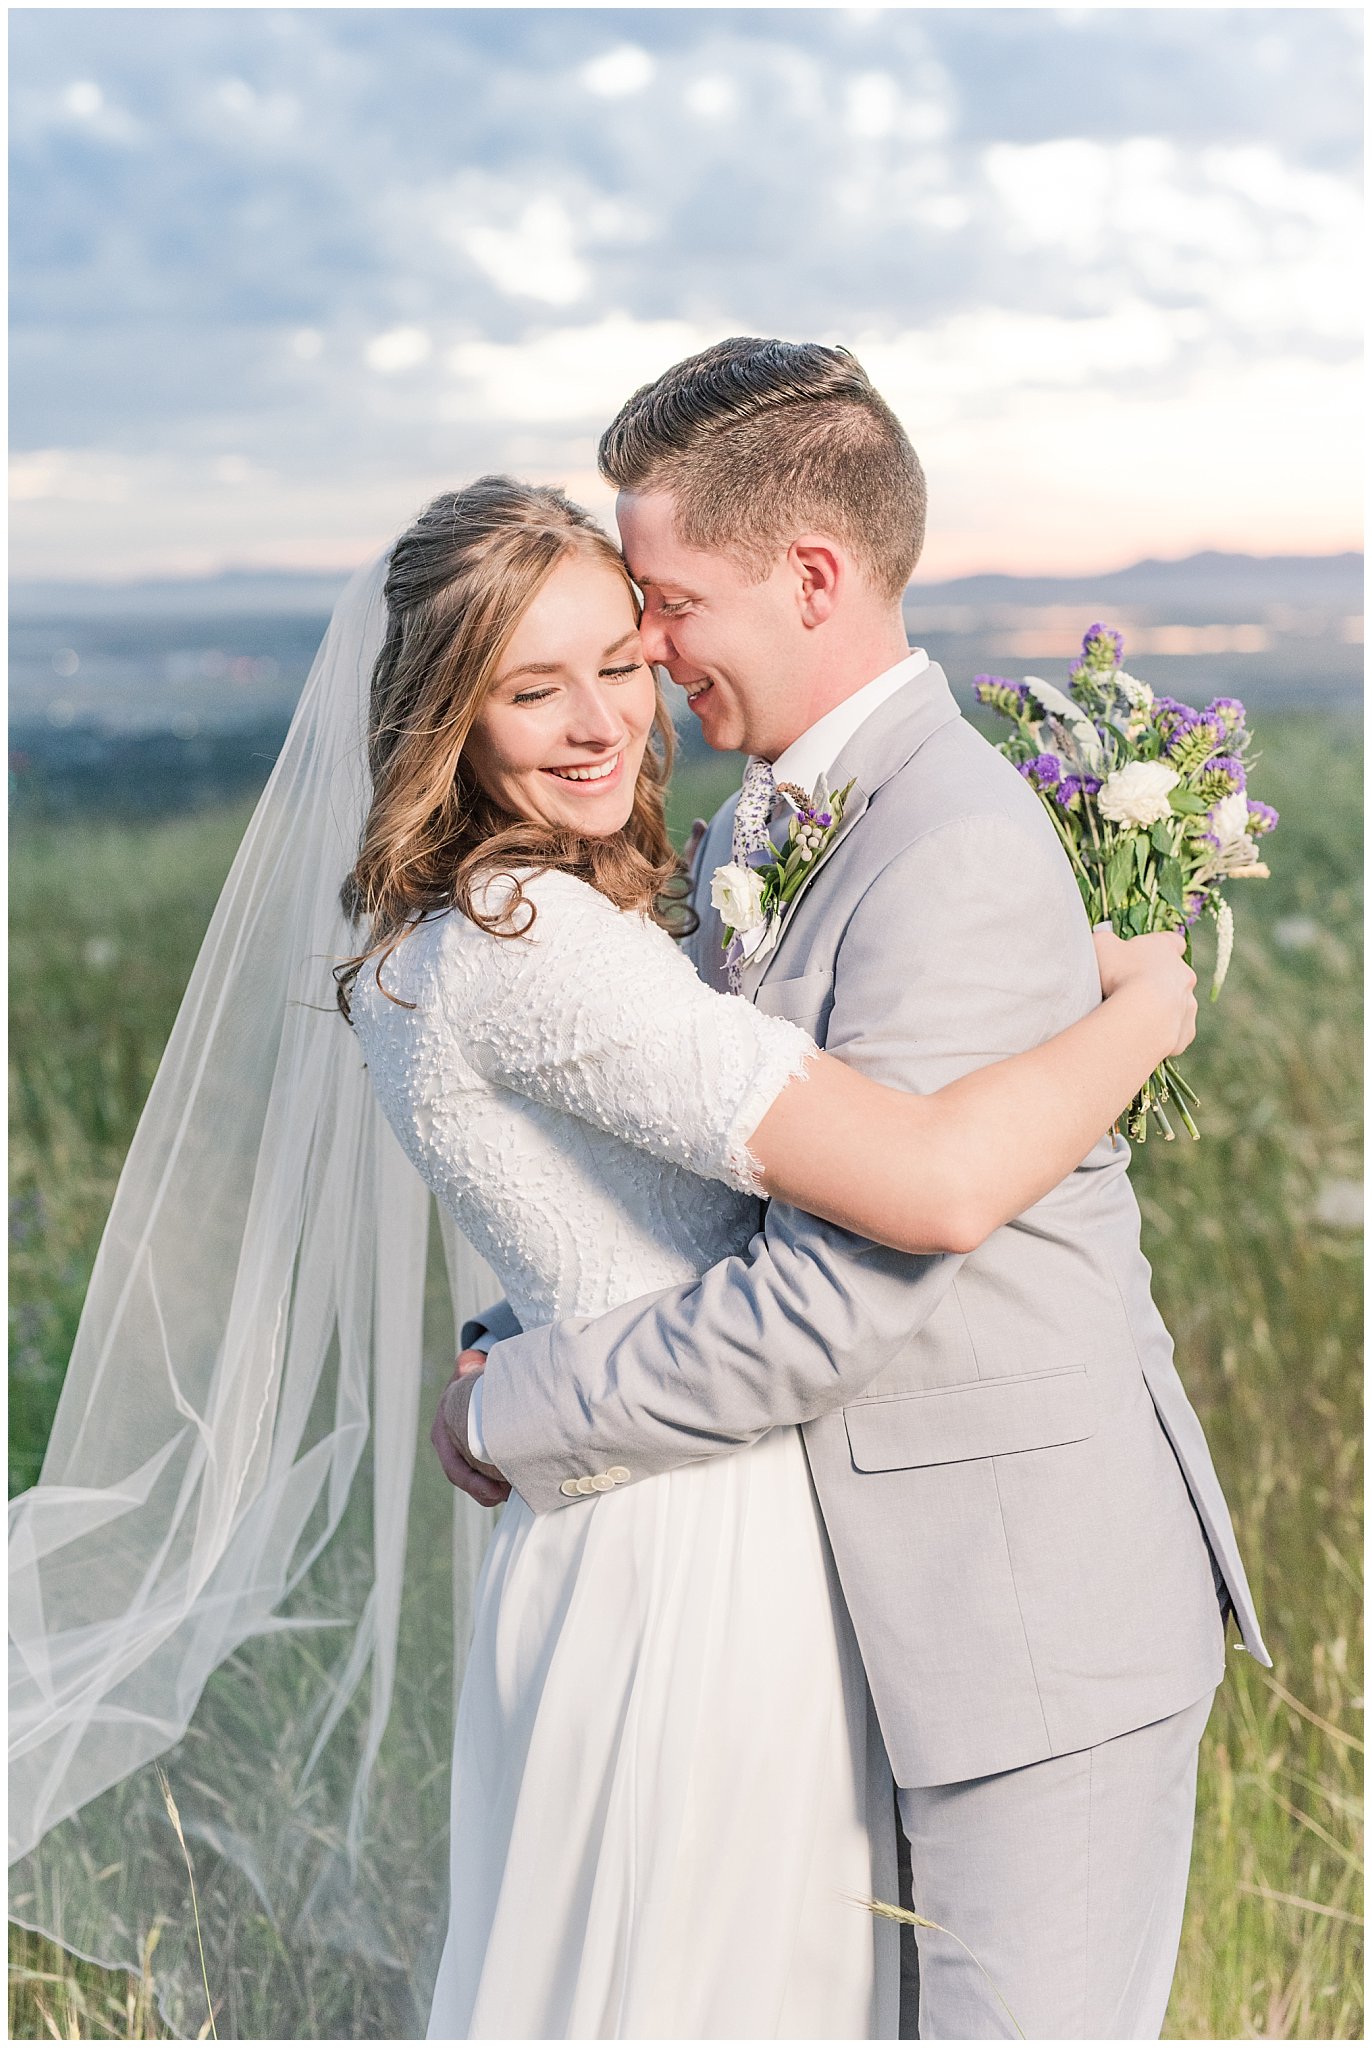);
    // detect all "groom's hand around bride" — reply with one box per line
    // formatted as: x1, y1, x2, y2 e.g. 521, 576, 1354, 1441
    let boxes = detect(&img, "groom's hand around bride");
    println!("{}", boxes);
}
432, 1350, 511, 1507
